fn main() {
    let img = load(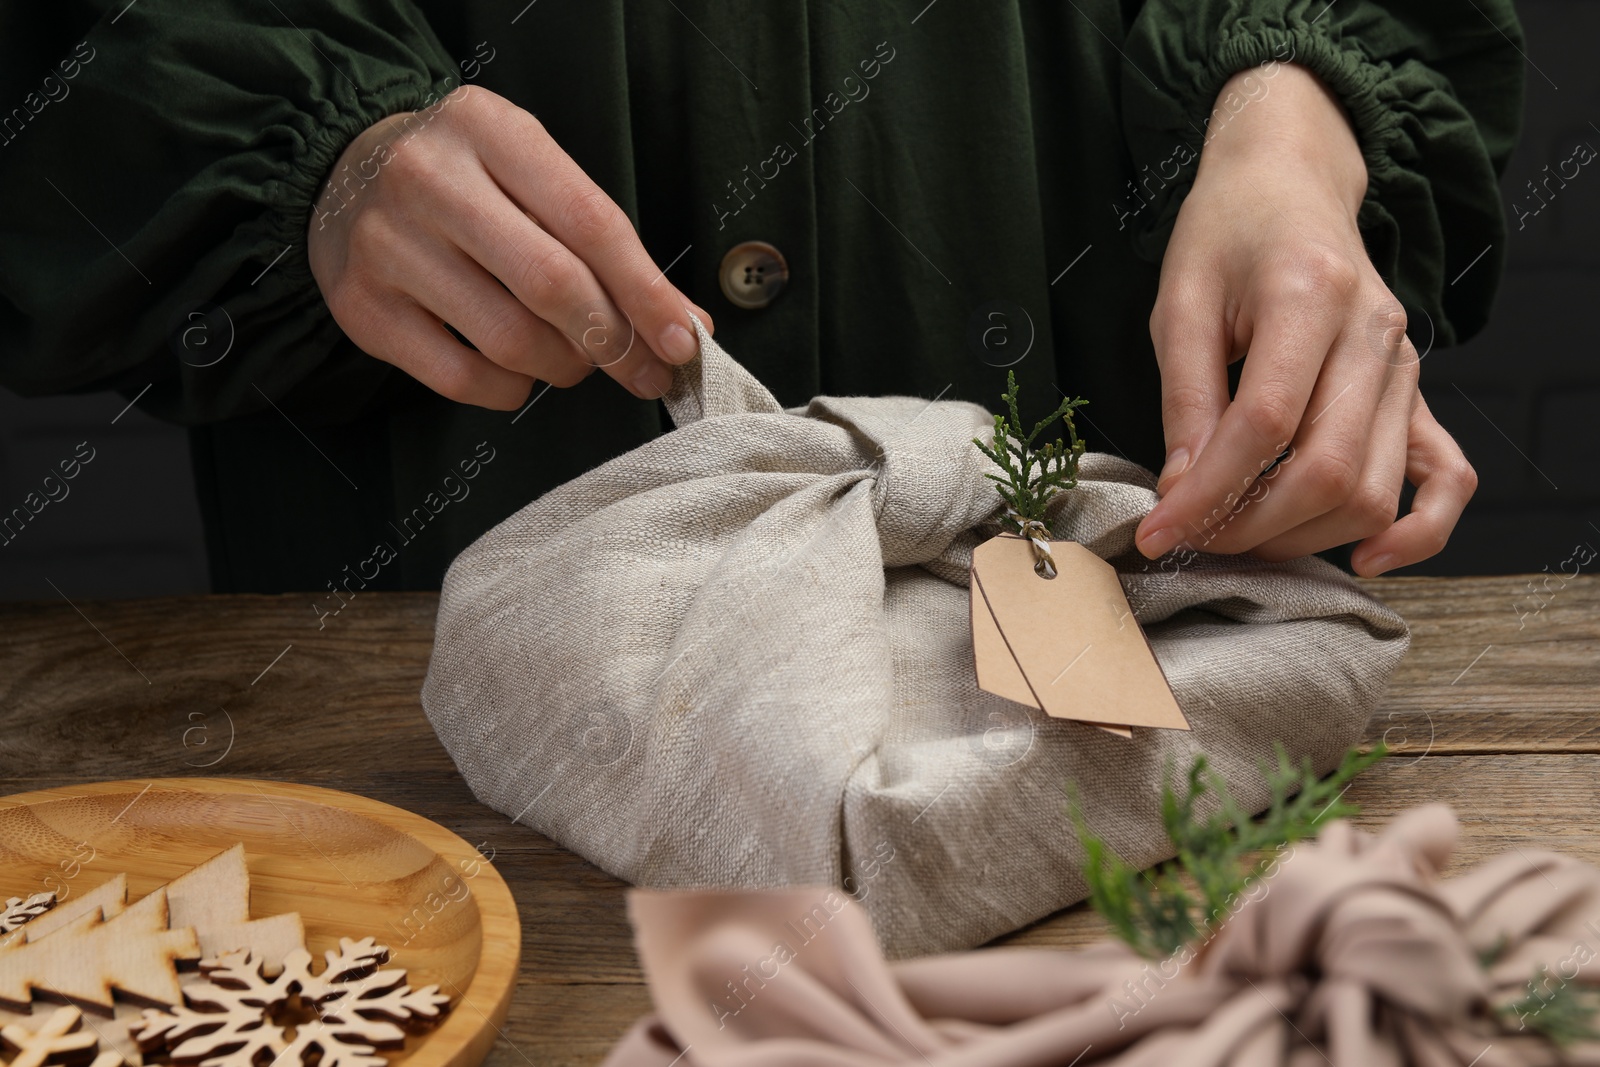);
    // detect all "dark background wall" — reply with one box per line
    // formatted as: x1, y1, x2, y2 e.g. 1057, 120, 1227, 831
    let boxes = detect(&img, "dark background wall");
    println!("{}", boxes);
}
0, 389, 208, 599
0, 0, 1592, 600
1422, 0, 1600, 576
